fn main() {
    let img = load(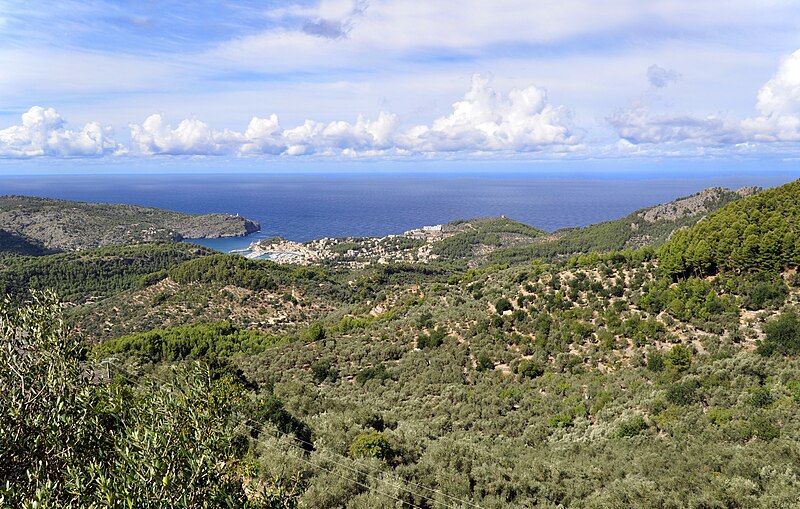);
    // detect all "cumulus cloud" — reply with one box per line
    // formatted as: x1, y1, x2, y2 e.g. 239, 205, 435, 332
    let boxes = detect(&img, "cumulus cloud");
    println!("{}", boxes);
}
128, 110, 400, 157
1, 76, 578, 159
238, 115, 286, 155
129, 114, 237, 155
741, 49, 800, 141
282, 112, 399, 155
124, 75, 575, 157
0, 106, 120, 158
398, 75, 577, 152
646, 65, 680, 88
